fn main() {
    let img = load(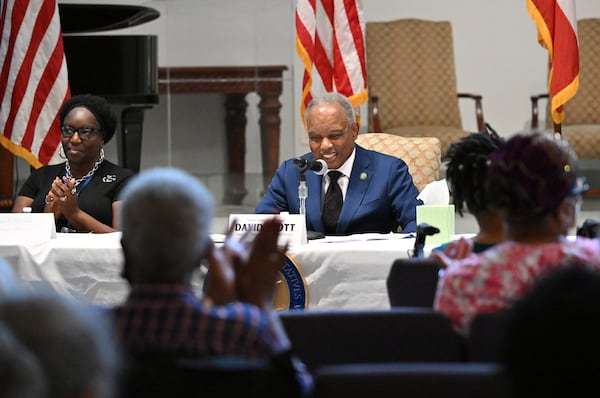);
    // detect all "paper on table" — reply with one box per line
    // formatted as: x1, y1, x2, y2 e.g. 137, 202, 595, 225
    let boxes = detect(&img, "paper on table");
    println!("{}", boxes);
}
317, 233, 414, 243
417, 179, 450, 205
